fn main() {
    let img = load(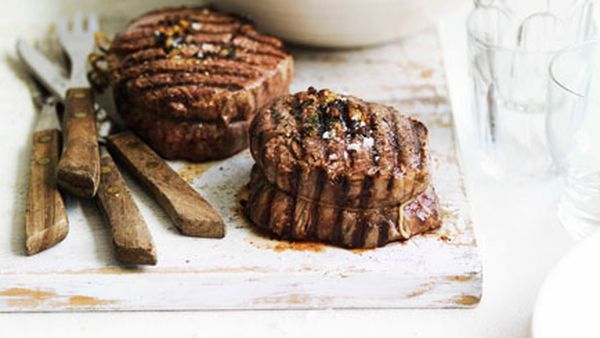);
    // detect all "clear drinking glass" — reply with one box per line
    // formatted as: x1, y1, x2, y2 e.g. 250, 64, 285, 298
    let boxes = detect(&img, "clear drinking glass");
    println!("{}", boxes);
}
466, 0, 596, 178
548, 41, 600, 239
